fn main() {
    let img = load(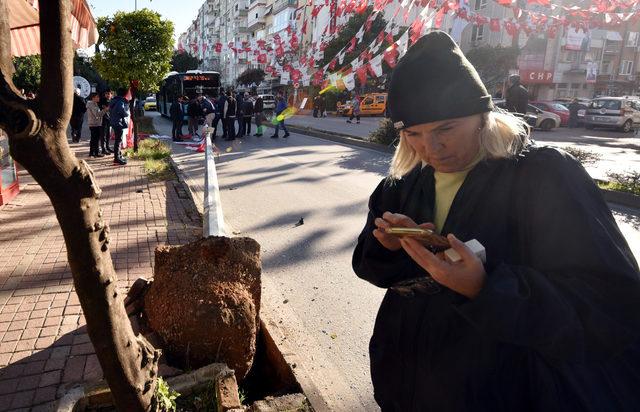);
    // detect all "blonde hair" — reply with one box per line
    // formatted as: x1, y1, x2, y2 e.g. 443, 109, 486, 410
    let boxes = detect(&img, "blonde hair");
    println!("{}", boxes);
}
389, 110, 530, 179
